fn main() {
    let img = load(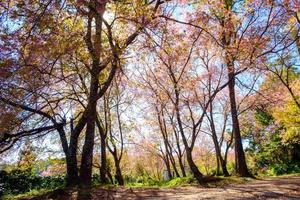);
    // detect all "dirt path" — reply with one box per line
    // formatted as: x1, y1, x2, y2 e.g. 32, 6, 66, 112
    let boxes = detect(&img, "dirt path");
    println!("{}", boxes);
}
28, 176, 300, 200
89, 176, 300, 200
